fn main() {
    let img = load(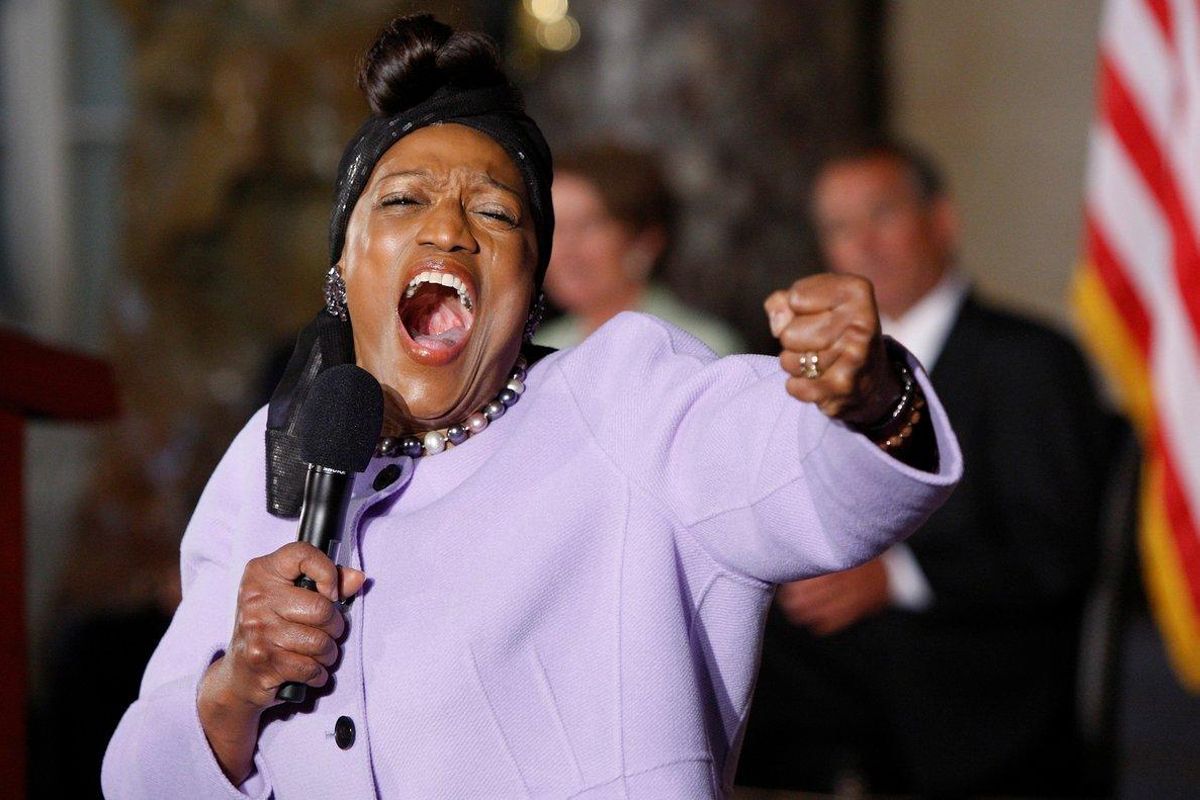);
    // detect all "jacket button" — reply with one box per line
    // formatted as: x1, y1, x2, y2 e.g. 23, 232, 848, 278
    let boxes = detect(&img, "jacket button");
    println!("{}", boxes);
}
334, 715, 356, 750
373, 463, 402, 490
